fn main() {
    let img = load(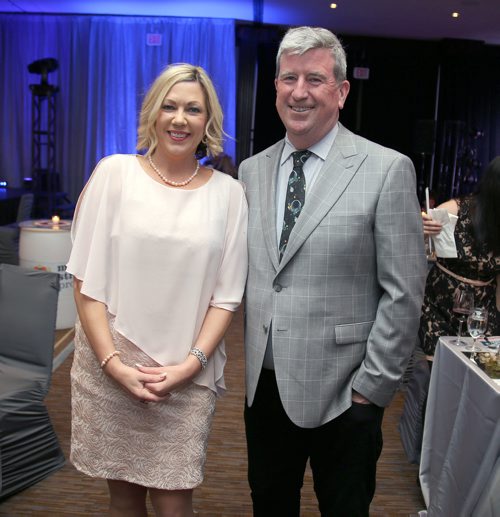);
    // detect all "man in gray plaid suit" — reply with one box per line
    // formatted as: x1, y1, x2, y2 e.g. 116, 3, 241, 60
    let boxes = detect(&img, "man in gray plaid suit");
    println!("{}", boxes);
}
238, 26, 427, 516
